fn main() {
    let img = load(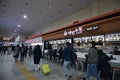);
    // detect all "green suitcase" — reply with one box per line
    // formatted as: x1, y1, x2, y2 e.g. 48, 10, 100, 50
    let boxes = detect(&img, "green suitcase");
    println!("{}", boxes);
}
42, 64, 51, 75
